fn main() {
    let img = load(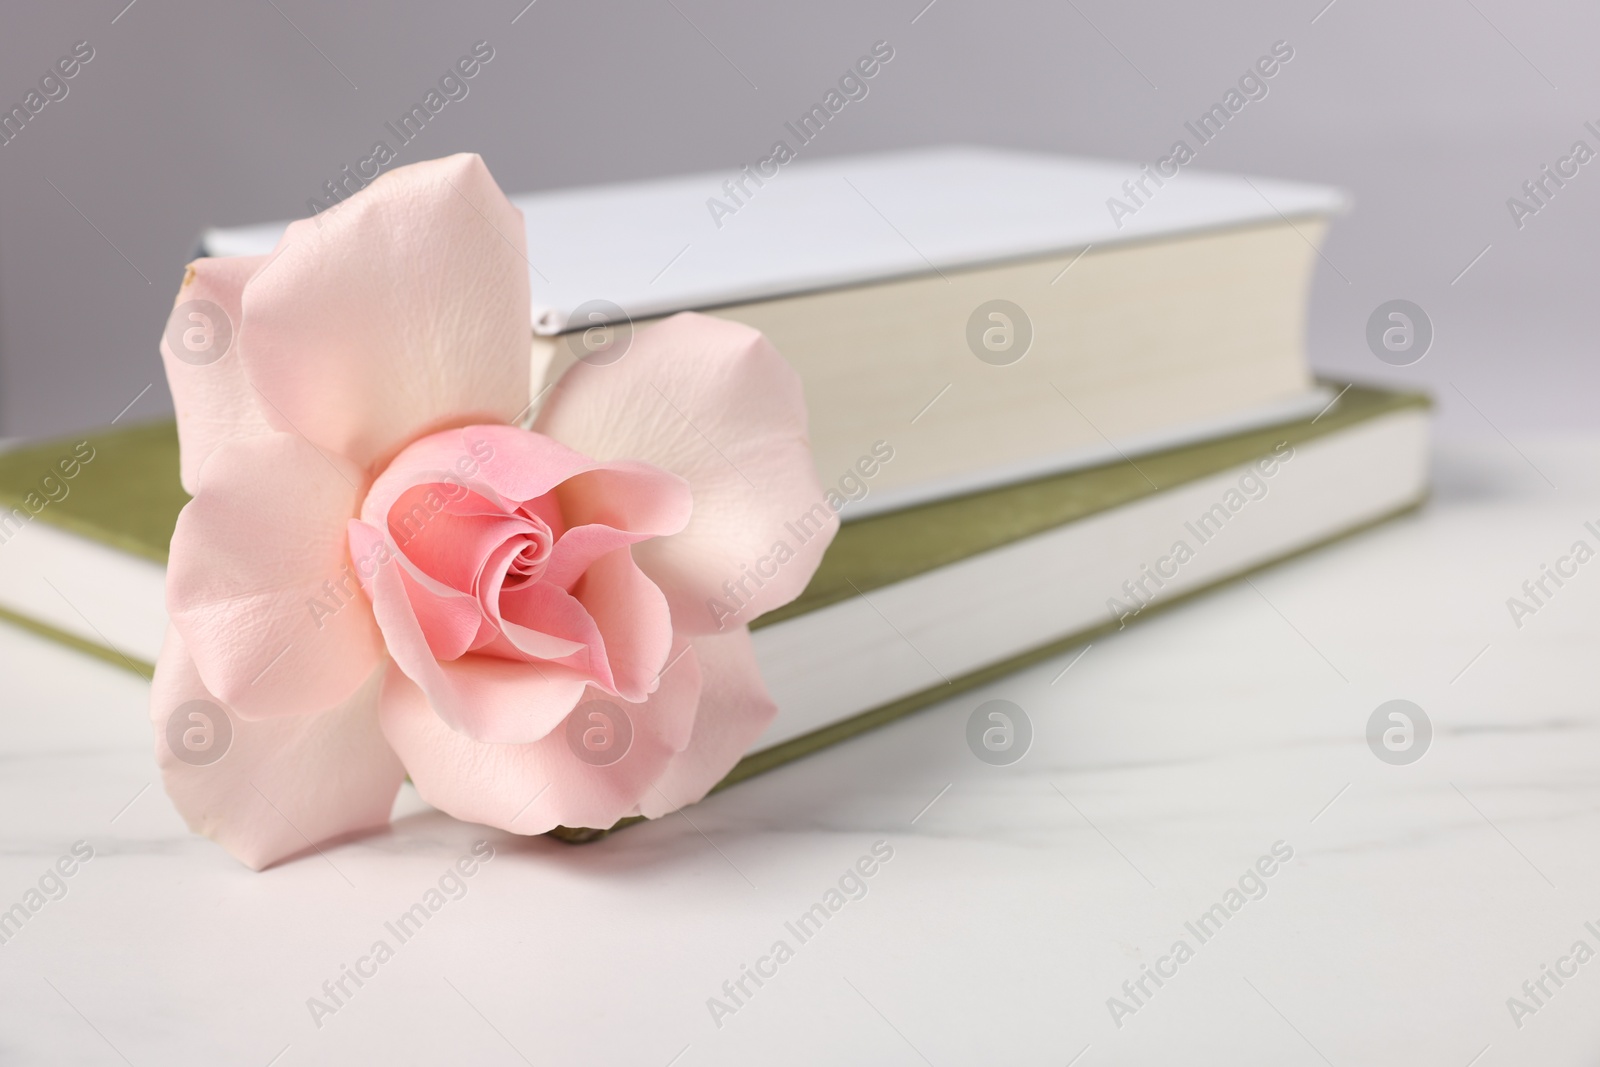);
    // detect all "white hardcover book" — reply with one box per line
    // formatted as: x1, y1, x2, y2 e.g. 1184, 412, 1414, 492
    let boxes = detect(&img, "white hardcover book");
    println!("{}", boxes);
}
202, 145, 1345, 335
199, 146, 1348, 516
